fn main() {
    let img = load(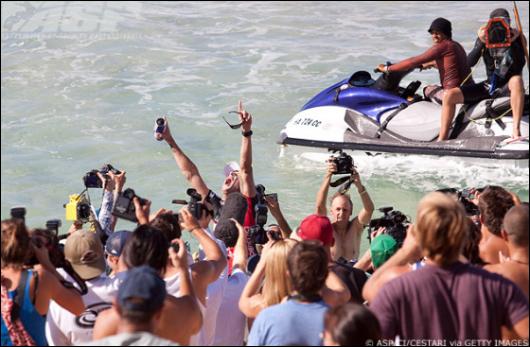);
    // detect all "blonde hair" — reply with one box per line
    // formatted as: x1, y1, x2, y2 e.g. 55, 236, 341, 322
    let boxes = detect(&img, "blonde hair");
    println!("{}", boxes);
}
414, 192, 468, 267
262, 238, 297, 307
1, 219, 30, 269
